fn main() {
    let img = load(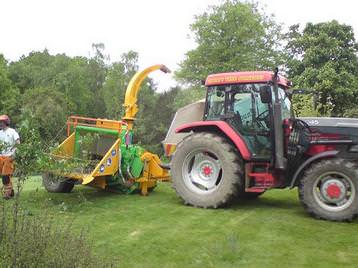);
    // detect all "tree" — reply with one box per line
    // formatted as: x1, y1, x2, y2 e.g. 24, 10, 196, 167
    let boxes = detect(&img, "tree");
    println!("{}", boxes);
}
54, 56, 94, 114
101, 51, 139, 119
173, 86, 206, 110
8, 50, 53, 94
8, 49, 111, 117
134, 80, 159, 152
101, 62, 127, 119
286, 21, 358, 116
2, 47, 185, 155
175, 0, 284, 85
0, 55, 20, 123
21, 87, 68, 141
147, 87, 182, 152
86, 43, 109, 117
